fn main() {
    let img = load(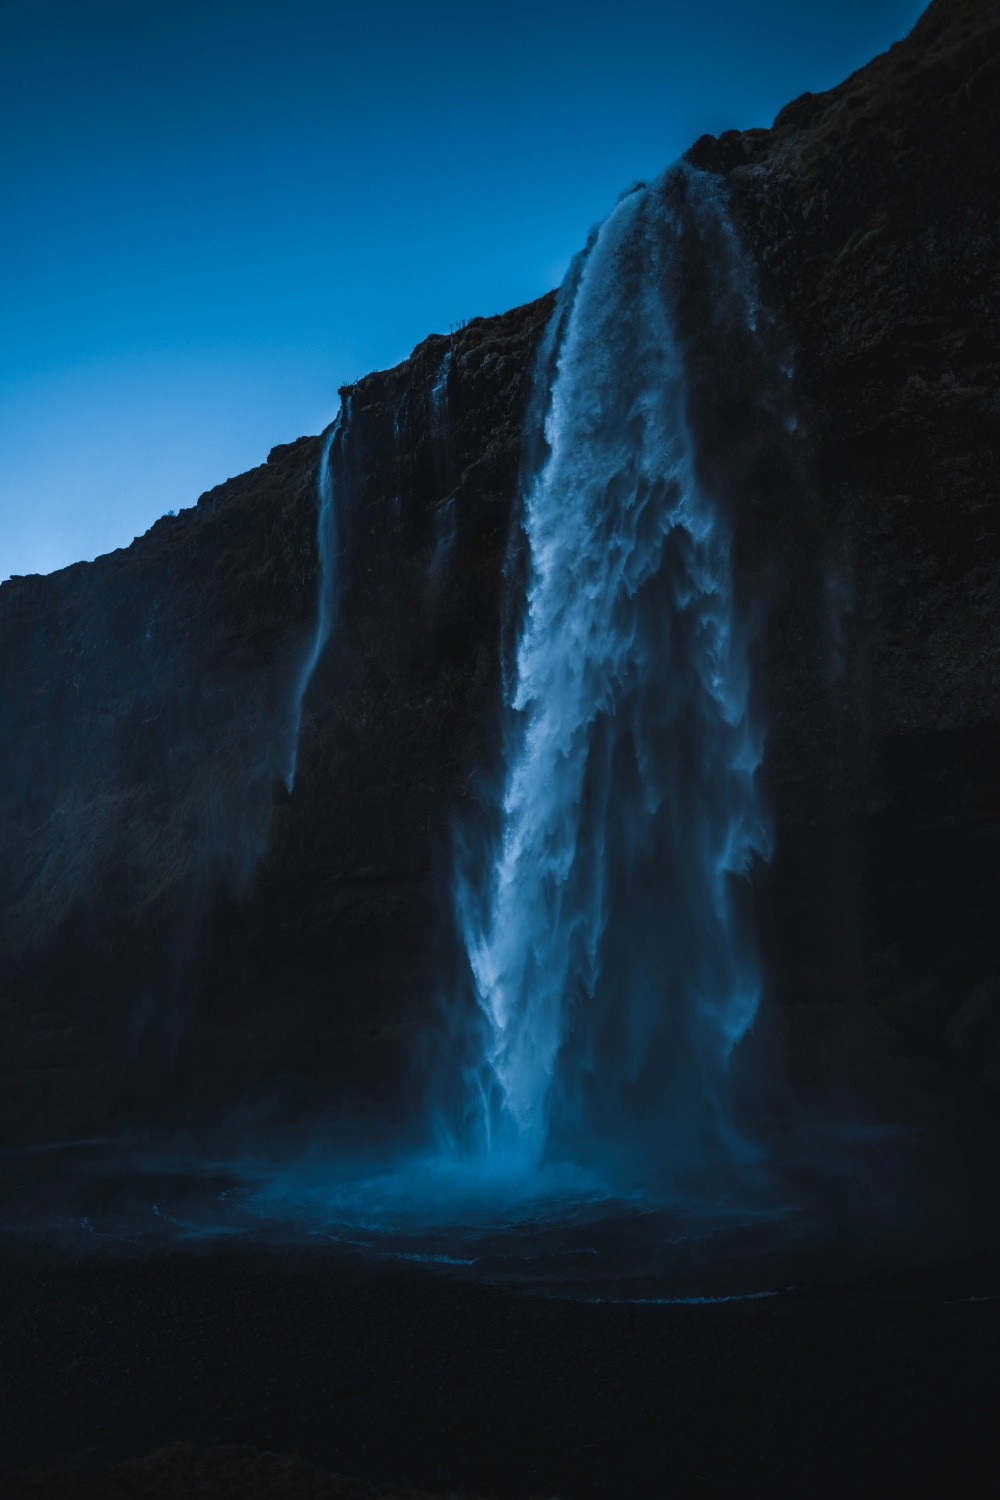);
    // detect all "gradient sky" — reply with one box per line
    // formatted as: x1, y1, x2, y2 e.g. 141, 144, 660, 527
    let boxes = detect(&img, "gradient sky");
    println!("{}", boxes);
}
1, 0, 927, 581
